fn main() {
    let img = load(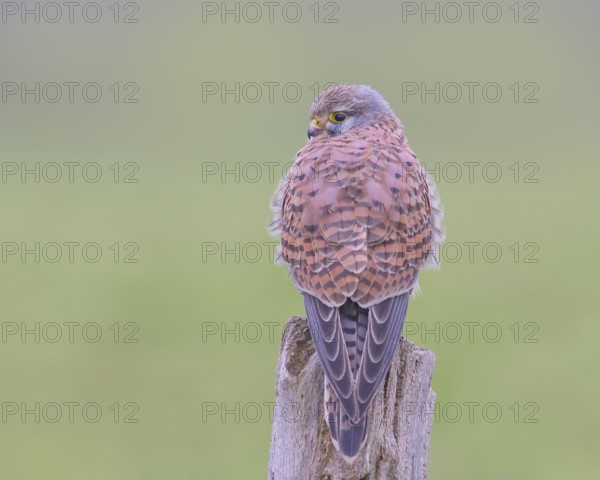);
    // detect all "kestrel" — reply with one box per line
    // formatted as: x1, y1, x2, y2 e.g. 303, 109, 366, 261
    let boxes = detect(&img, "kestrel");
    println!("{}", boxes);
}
270, 84, 444, 458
